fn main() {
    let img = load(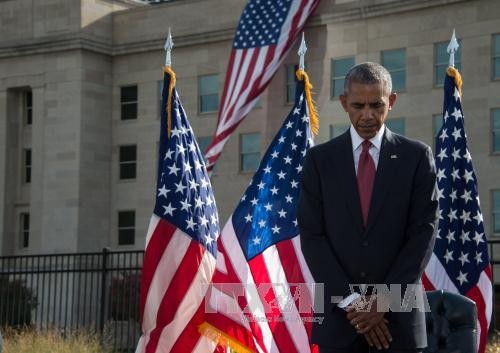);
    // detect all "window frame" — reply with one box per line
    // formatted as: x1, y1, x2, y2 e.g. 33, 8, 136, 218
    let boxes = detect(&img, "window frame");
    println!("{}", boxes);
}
119, 145, 137, 180
492, 108, 500, 154
23, 148, 32, 184
331, 56, 355, 99
25, 90, 33, 125
239, 132, 261, 173
20, 212, 30, 248
120, 85, 138, 121
381, 48, 407, 92
285, 64, 299, 105
198, 74, 219, 114
385, 117, 406, 136
118, 210, 136, 246
492, 34, 500, 81
492, 190, 500, 236
433, 113, 444, 150
158, 80, 164, 120
434, 41, 462, 87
